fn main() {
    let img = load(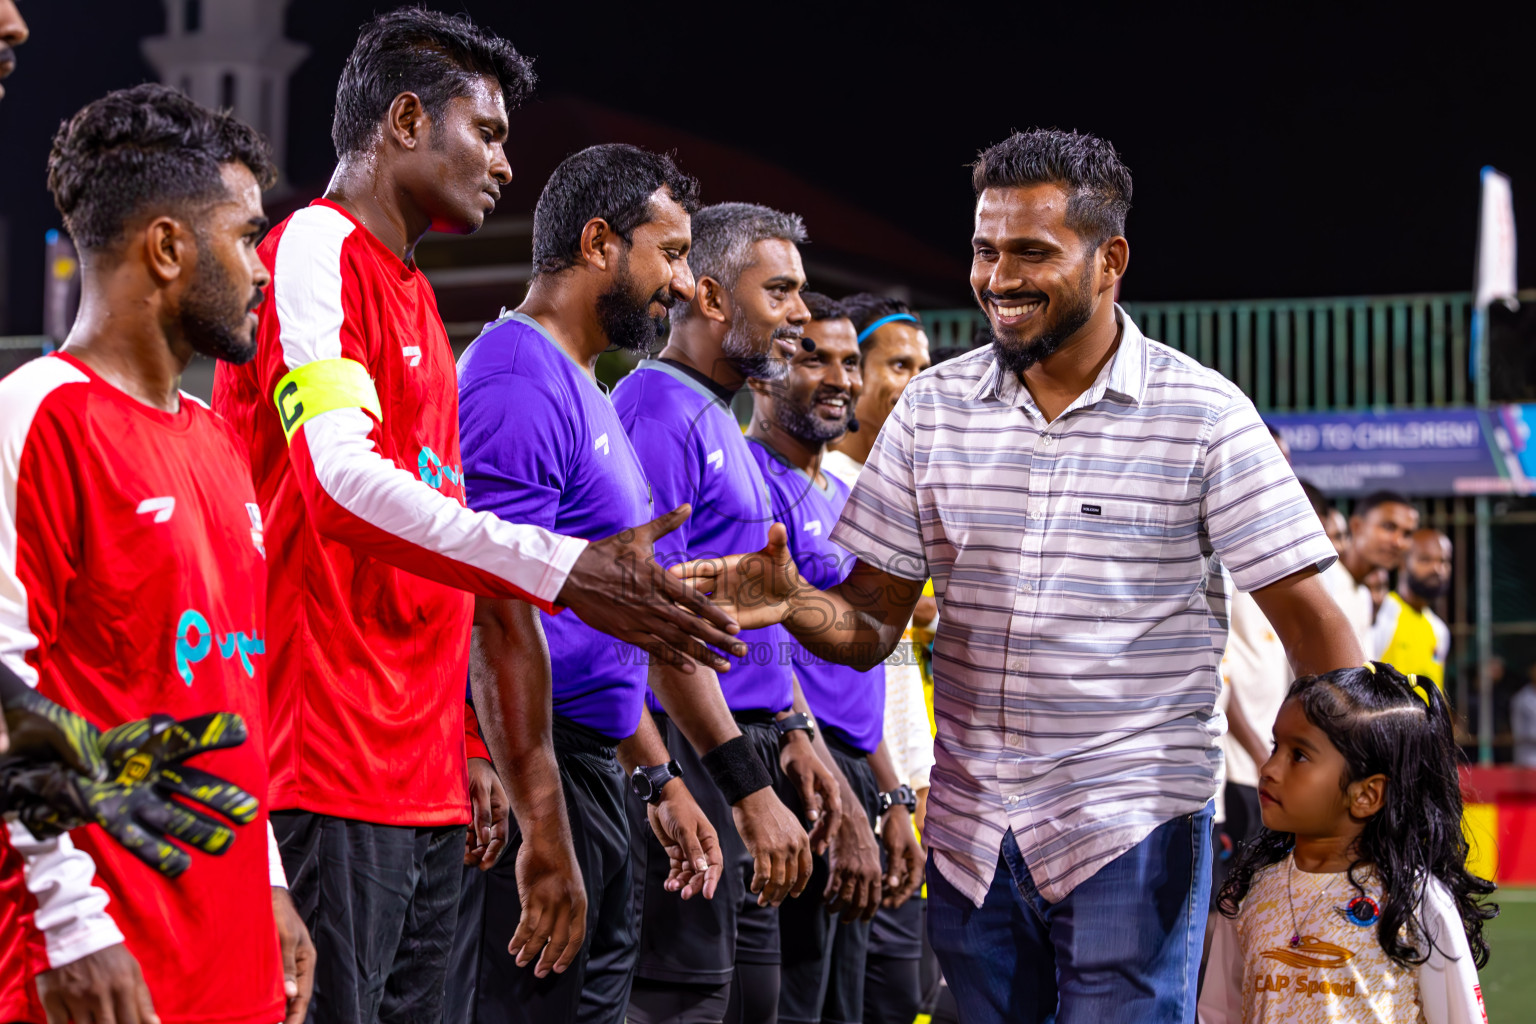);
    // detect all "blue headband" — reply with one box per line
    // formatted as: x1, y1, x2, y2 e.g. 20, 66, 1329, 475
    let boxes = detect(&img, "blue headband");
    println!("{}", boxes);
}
856, 313, 917, 344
